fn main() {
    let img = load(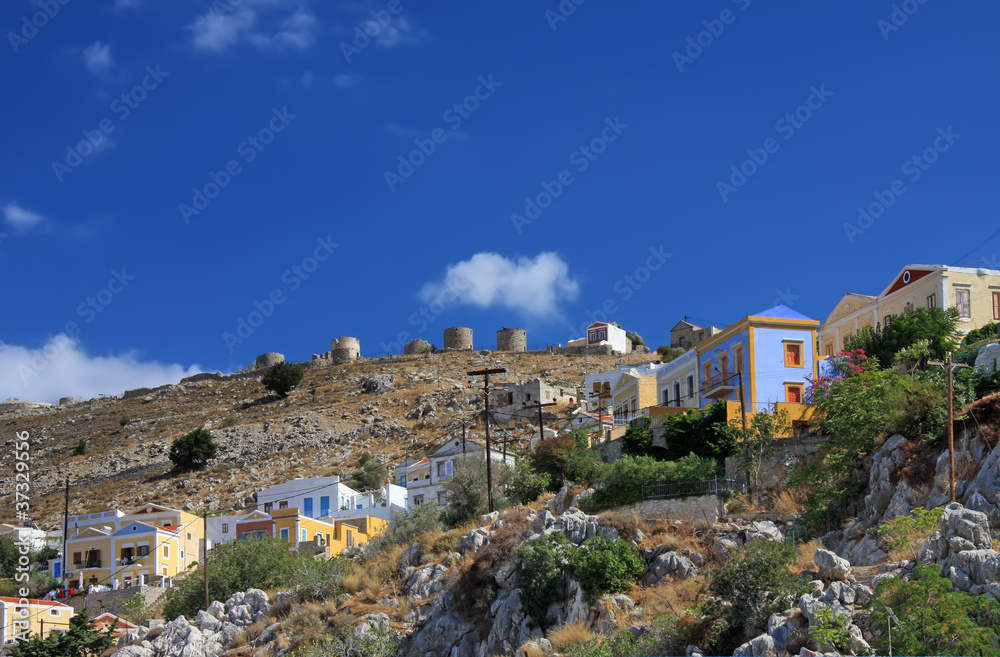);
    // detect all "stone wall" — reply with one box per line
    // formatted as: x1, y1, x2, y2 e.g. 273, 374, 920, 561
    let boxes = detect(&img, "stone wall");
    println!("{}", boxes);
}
724, 435, 825, 487
63, 585, 166, 617
626, 494, 724, 524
